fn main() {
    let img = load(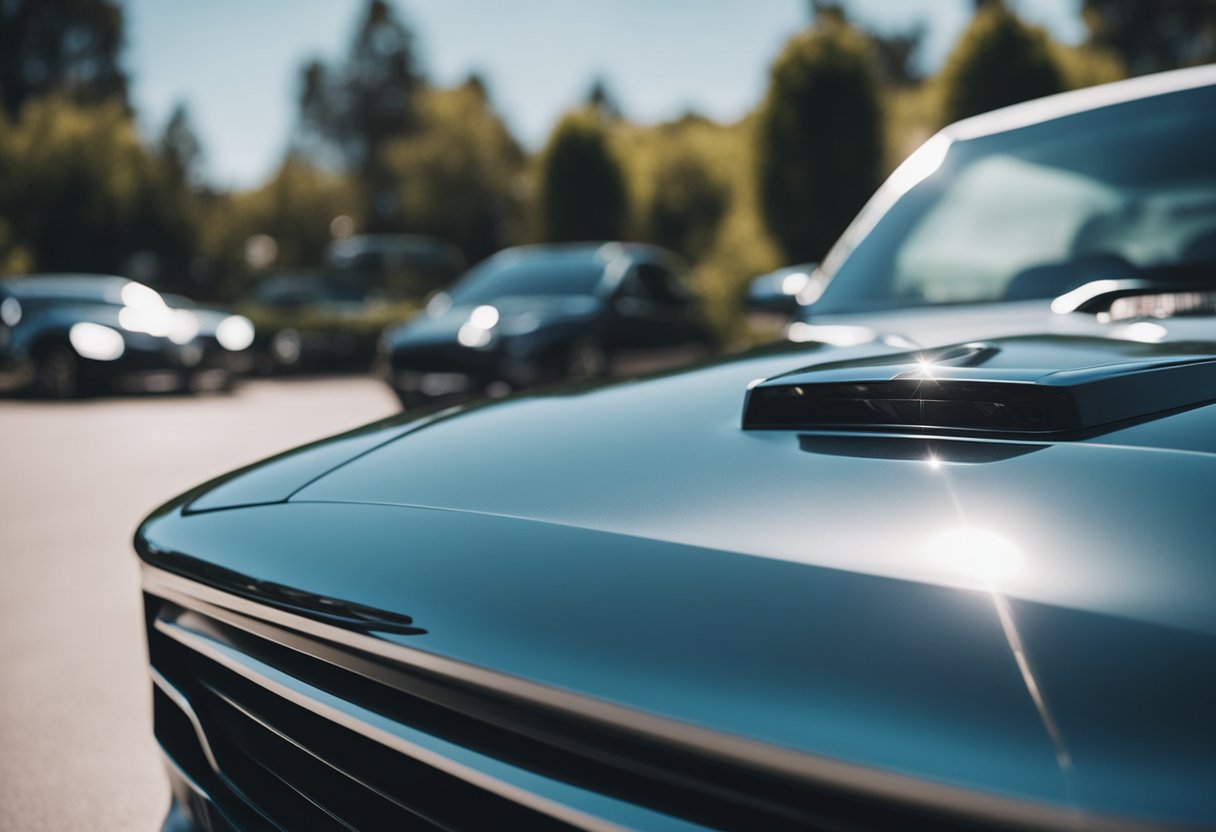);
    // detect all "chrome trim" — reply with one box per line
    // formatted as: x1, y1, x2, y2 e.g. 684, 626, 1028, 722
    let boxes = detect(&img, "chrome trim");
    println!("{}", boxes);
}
156, 616, 632, 832
144, 563, 1186, 832
152, 667, 221, 773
